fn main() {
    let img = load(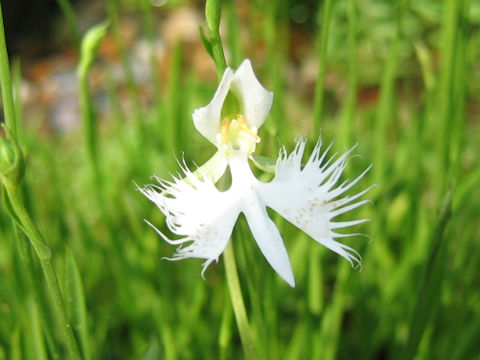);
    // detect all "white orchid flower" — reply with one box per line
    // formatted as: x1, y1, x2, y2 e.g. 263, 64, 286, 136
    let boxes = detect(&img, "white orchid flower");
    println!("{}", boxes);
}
139, 59, 372, 287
